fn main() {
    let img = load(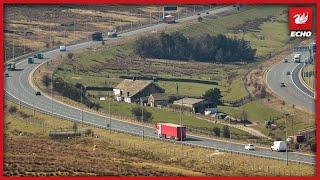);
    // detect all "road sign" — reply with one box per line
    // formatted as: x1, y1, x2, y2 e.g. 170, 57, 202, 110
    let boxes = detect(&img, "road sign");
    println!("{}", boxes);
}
164, 5, 177, 11
293, 45, 309, 52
